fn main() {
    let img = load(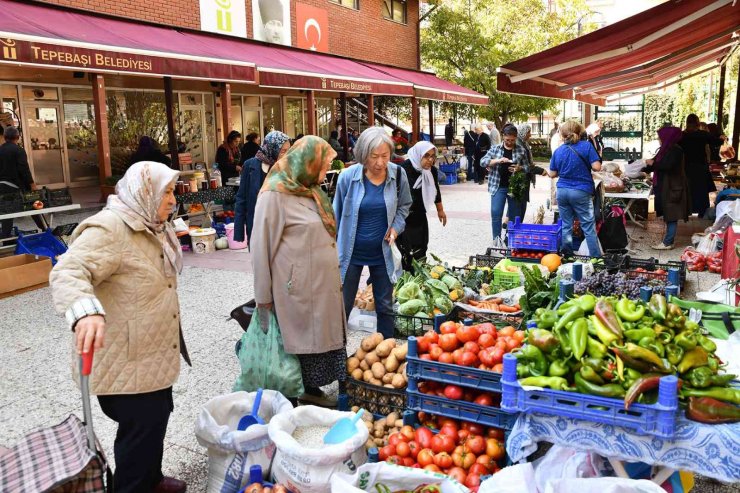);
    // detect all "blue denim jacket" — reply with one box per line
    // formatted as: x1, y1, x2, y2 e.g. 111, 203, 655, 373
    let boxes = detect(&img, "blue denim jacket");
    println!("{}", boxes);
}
333, 163, 412, 283
232, 157, 263, 244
